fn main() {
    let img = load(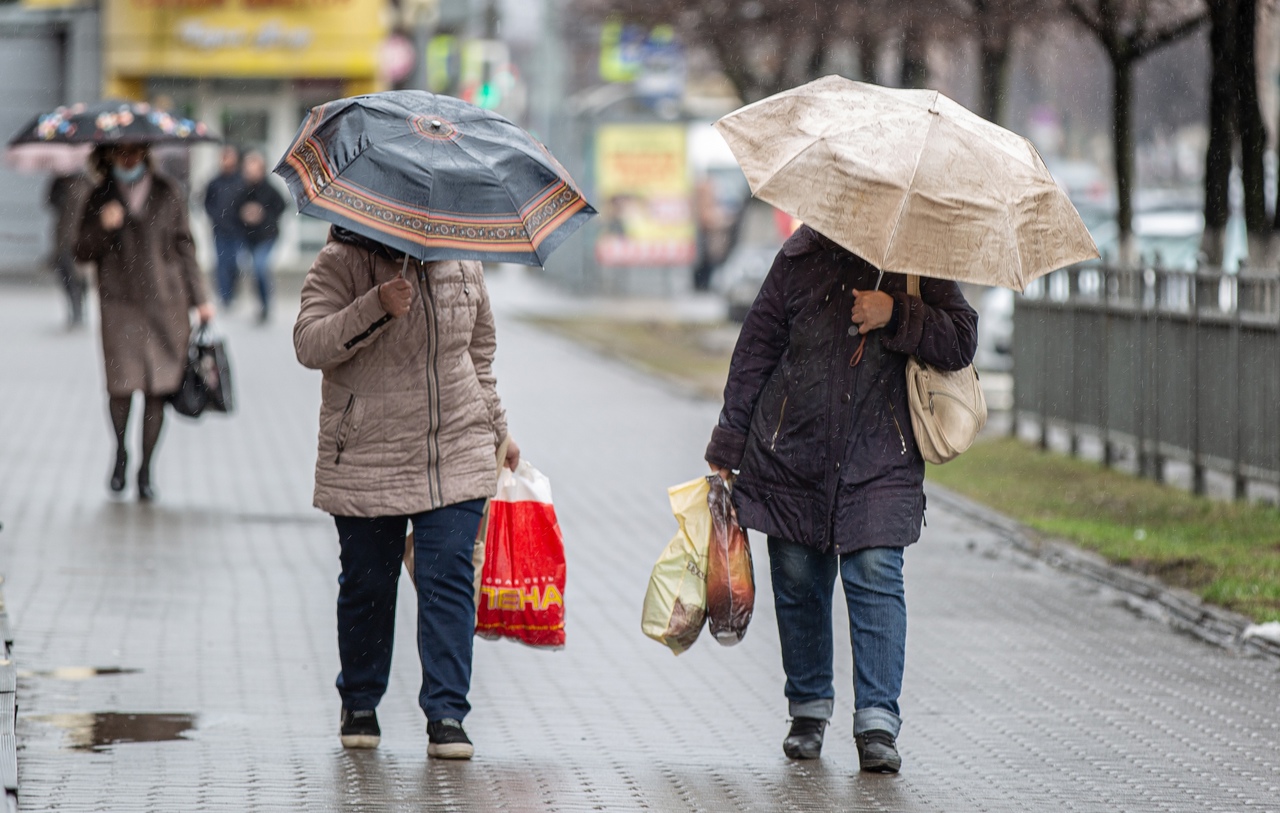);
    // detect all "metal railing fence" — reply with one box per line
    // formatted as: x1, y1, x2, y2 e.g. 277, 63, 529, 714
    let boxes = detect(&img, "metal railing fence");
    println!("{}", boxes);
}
1012, 264, 1280, 498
